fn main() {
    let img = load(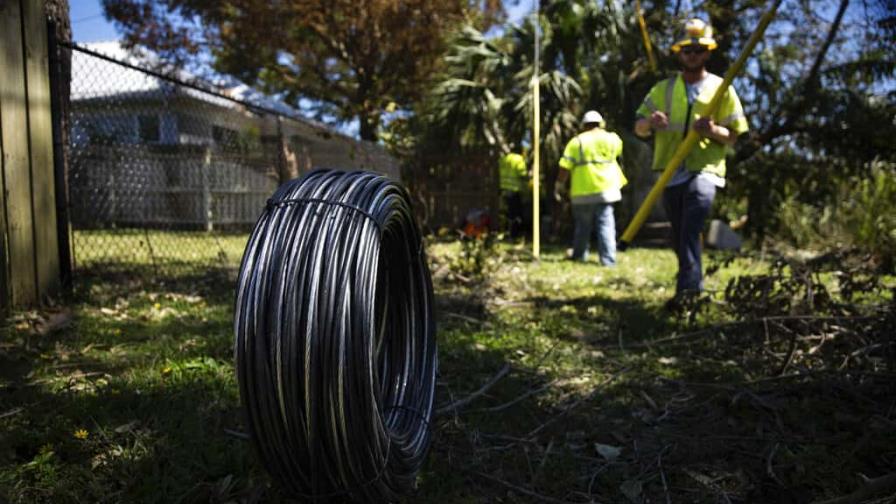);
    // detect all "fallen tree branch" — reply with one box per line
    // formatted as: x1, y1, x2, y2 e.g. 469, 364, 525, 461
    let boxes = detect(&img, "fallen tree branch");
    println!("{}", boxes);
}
445, 311, 489, 326
223, 428, 249, 440
812, 472, 896, 504
658, 450, 672, 504
777, 327, 798, 376
527, 370, 625, 439
662, 368, 892, 389
28, 371, 106, 385
766, 442, 783, 486
480, 378, 559, 413
436, 363, 511, 415
618, 321, 745, 348
616, 315, 876, 350
470, 470, 589, 504
0, 408, 24, 420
